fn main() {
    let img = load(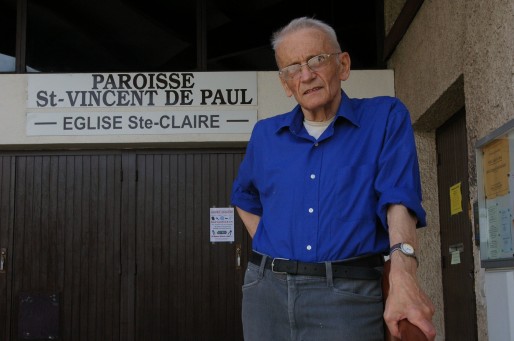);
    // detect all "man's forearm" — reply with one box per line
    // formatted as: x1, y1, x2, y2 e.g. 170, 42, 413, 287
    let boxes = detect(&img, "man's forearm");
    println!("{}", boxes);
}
387, 204, 418, 272
384, 204, 436, 340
